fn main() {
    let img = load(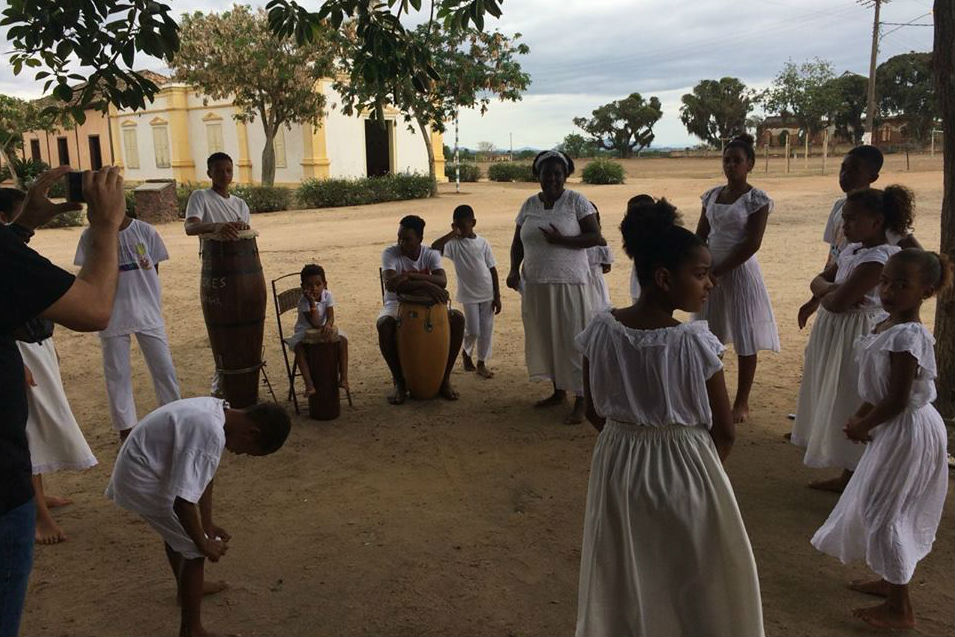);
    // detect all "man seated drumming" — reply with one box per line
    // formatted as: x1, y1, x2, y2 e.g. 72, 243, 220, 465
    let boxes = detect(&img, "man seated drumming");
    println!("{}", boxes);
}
377, 215, 465, 404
